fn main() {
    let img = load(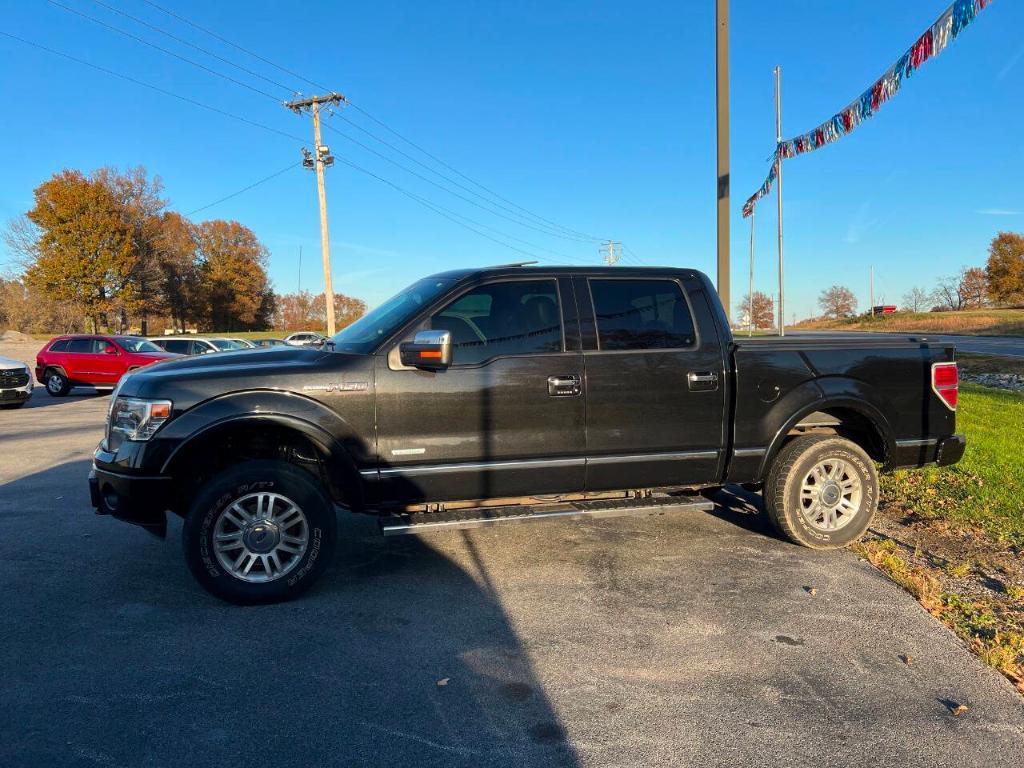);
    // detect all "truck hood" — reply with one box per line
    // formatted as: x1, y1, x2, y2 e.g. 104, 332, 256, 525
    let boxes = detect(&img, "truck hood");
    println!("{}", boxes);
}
116, 346, 372, 410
